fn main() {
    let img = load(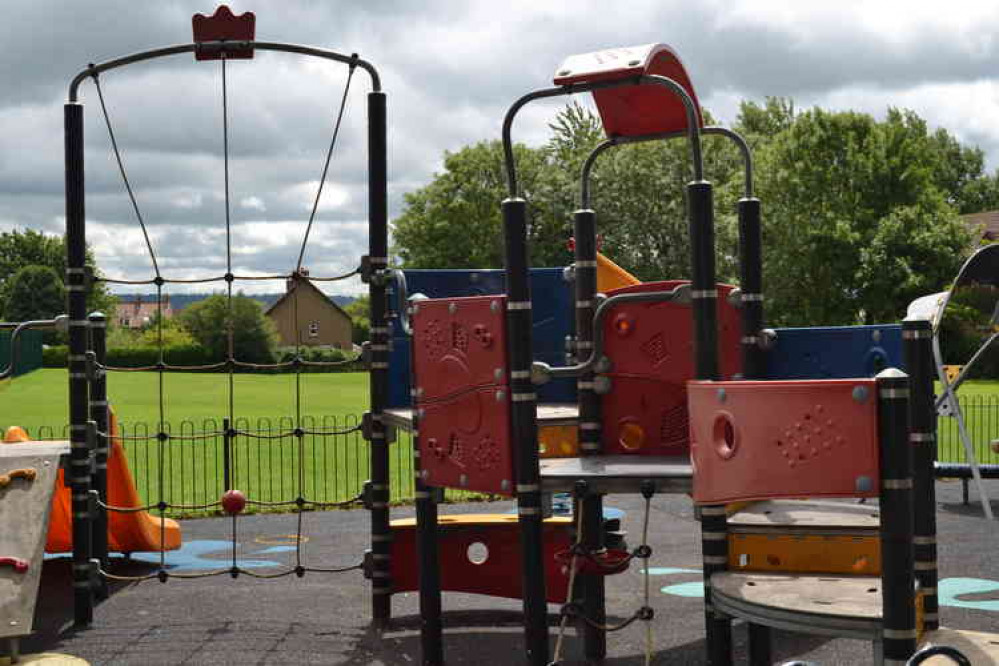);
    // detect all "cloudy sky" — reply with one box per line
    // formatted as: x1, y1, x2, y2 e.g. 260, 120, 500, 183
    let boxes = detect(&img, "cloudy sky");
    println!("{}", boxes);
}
2, 1, 999, 297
